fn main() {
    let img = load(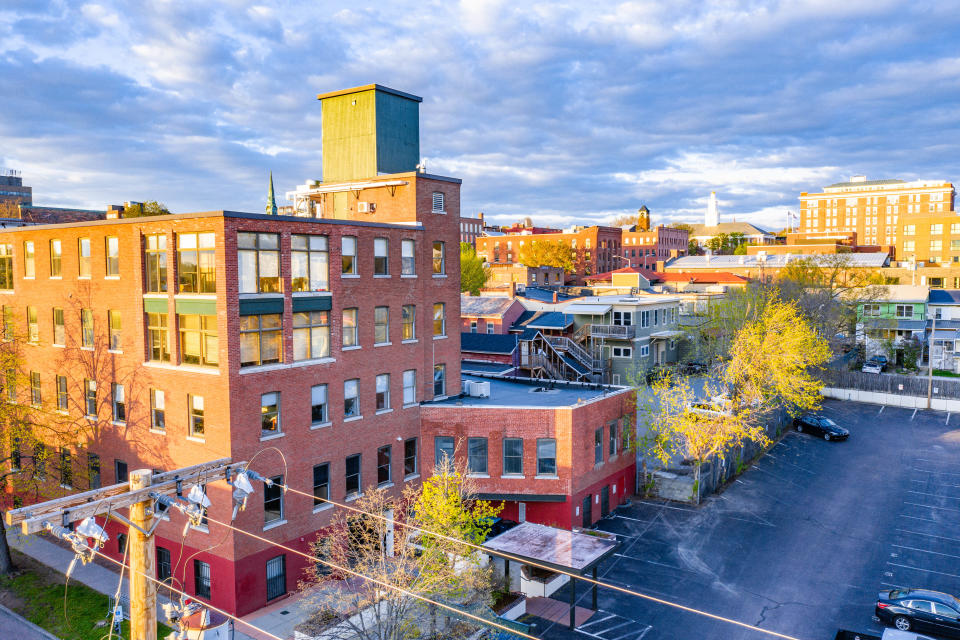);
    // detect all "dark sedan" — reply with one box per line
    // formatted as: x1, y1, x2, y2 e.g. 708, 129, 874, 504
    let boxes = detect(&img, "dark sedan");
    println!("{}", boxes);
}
793, 414, 849, 441
876, 588, 960, 637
